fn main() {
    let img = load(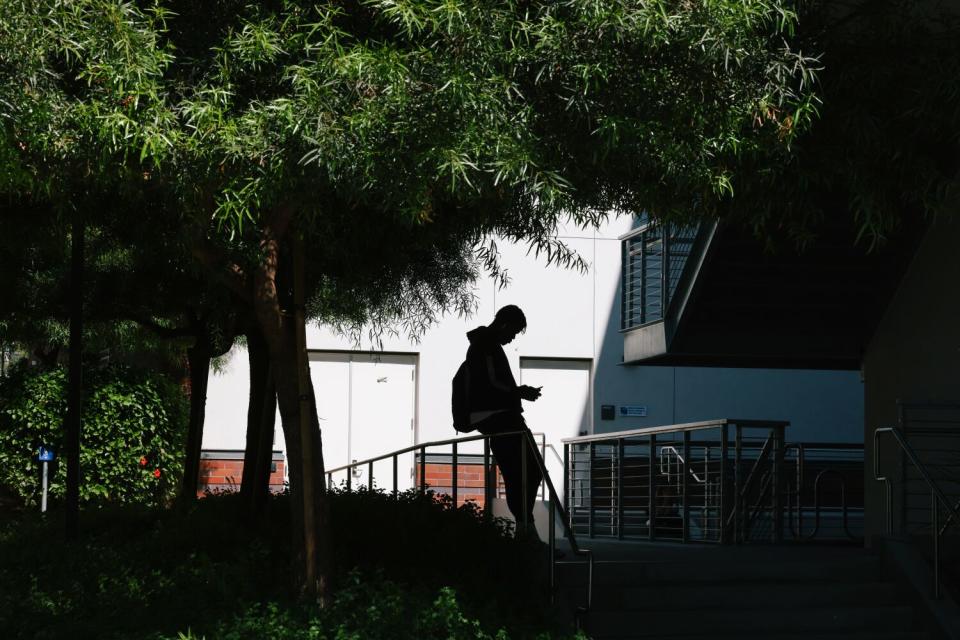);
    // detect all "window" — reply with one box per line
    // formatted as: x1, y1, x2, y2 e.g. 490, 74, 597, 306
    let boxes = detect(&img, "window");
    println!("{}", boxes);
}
621, 222, 699, 330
